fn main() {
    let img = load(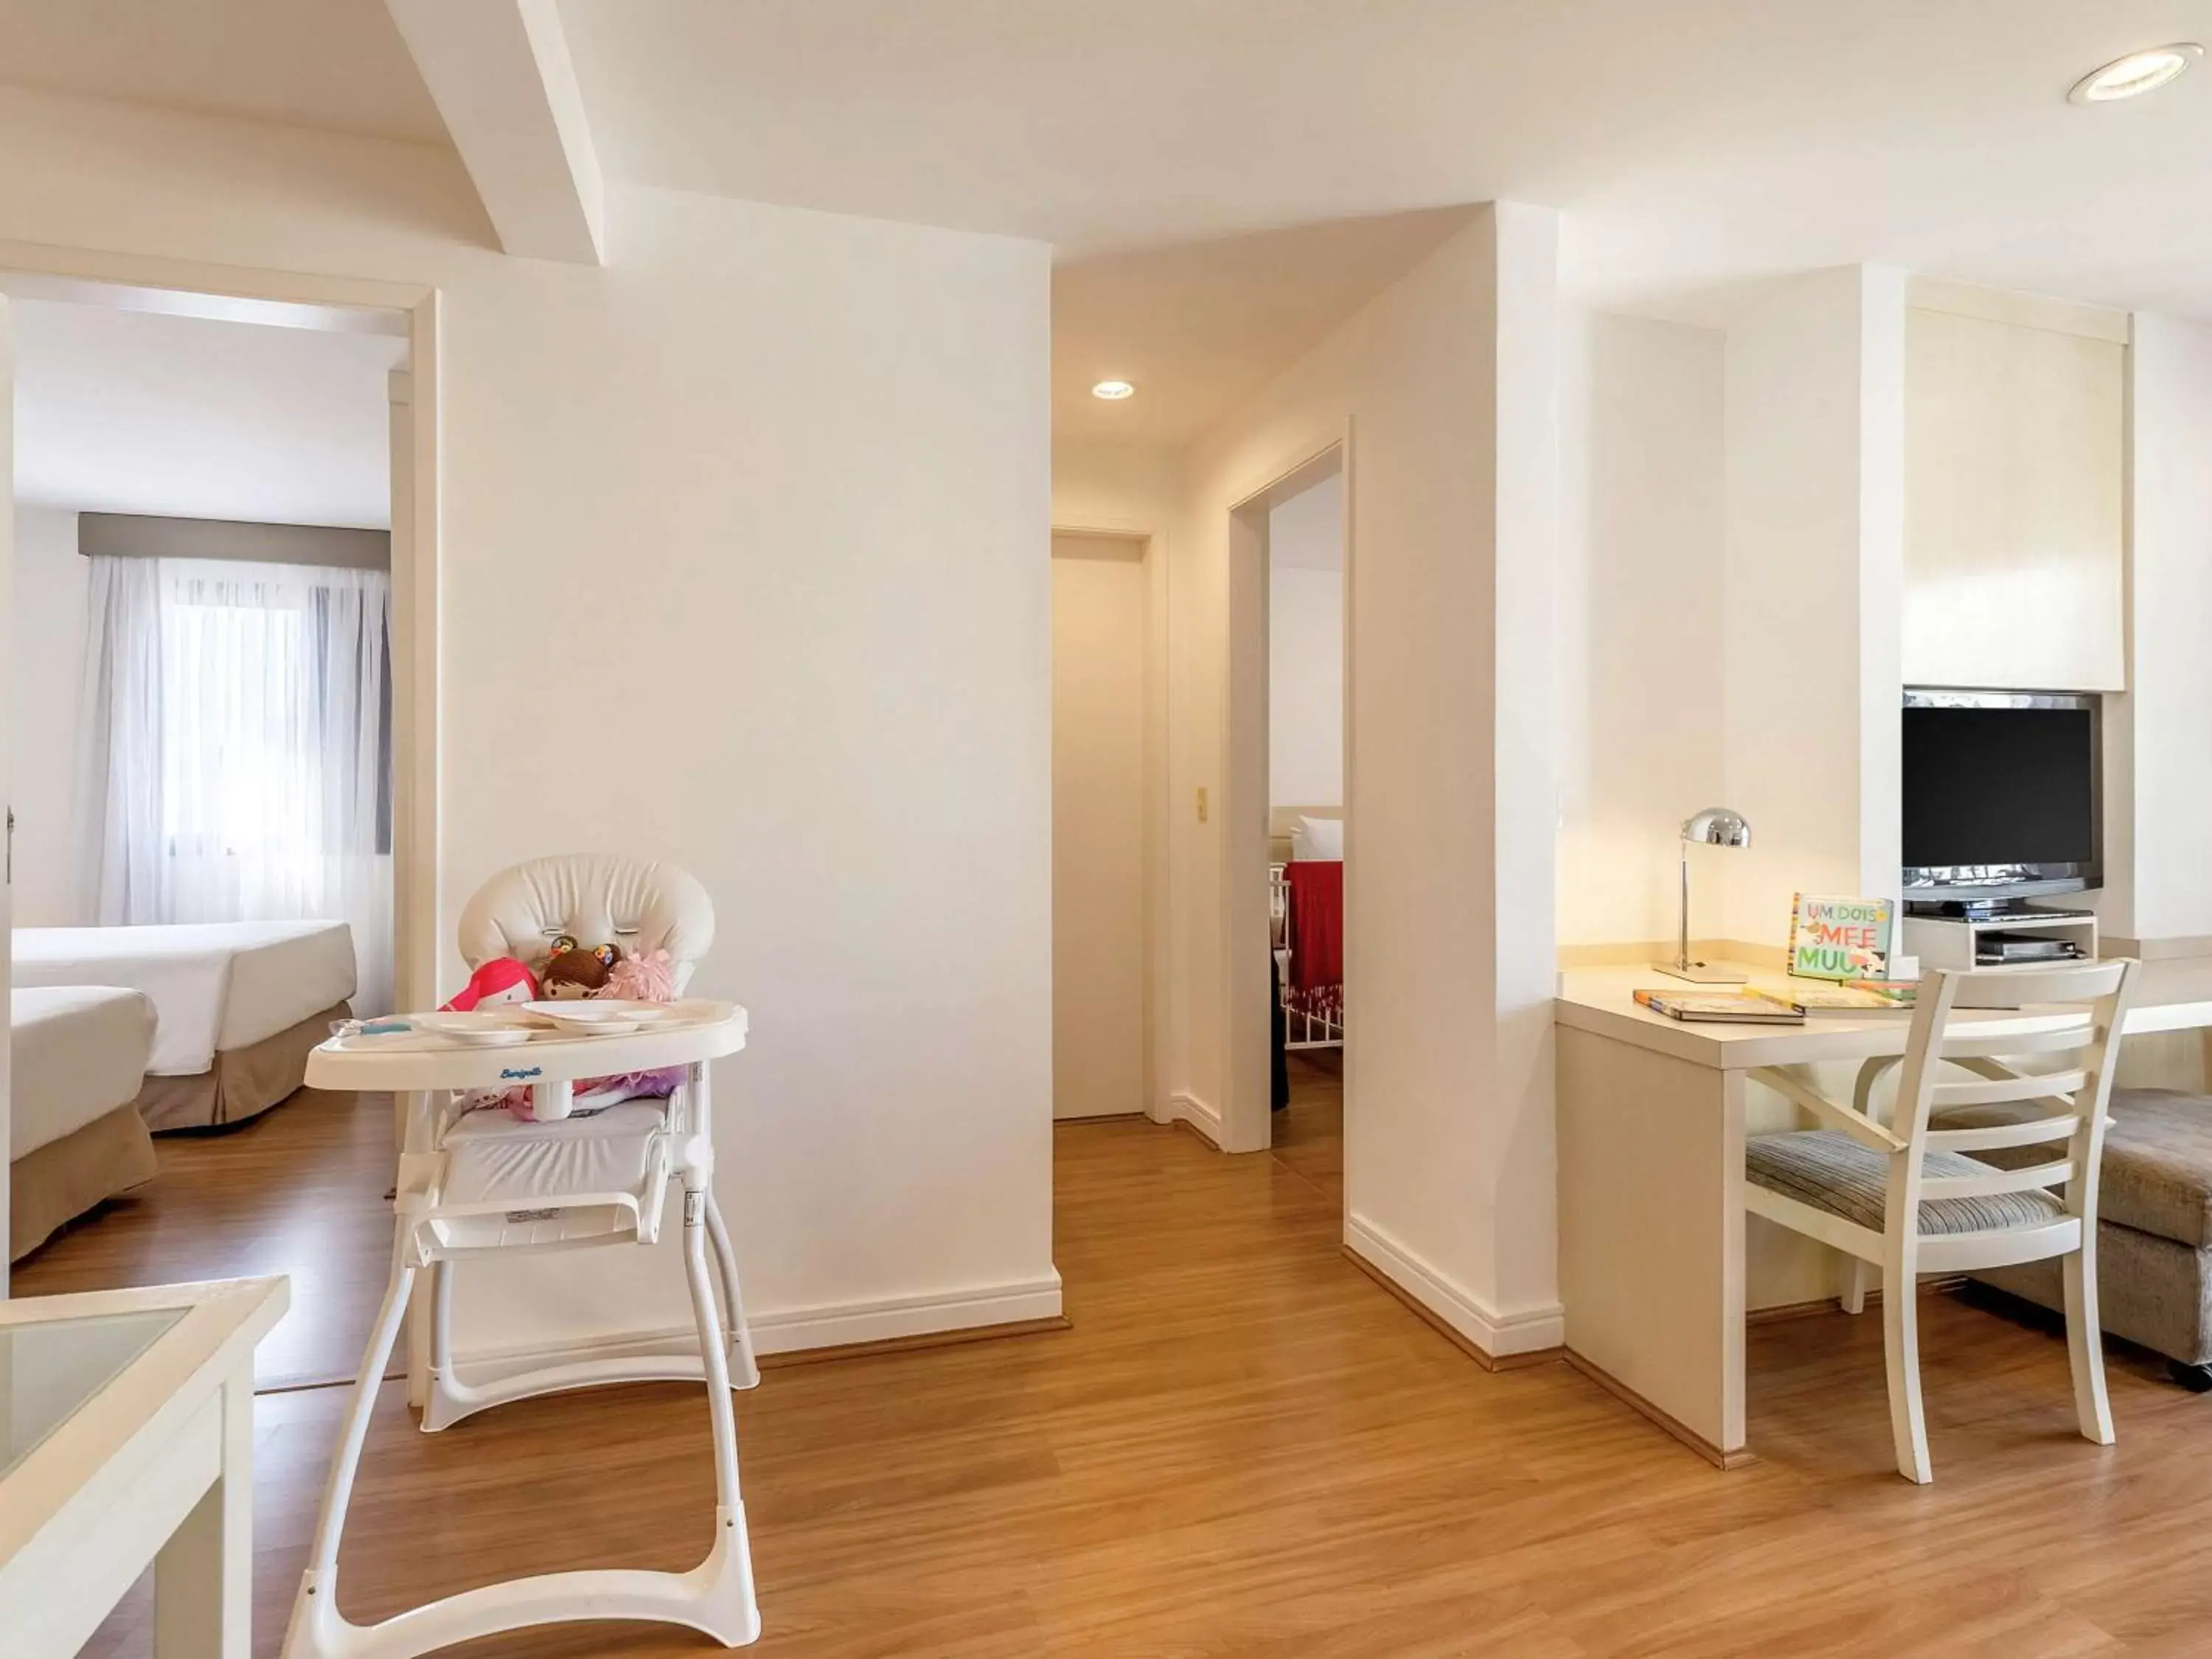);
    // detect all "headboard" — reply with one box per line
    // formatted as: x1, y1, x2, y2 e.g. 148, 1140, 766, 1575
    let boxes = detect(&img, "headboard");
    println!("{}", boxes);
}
1269, 804, 1343, 866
